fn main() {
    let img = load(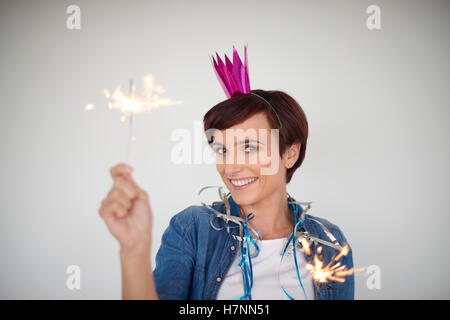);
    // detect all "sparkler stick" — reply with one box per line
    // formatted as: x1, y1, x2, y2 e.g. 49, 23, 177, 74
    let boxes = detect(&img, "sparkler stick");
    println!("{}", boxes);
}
126, 79, 134, 162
